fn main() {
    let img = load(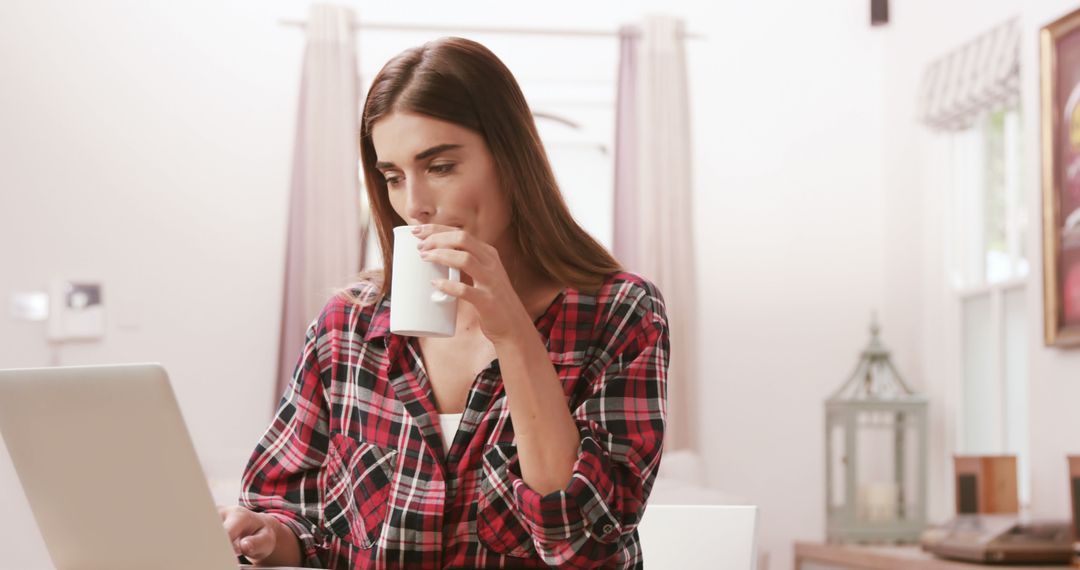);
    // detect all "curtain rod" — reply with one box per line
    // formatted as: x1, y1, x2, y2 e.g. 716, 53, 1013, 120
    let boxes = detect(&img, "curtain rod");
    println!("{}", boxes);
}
278, 19, 704, 40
